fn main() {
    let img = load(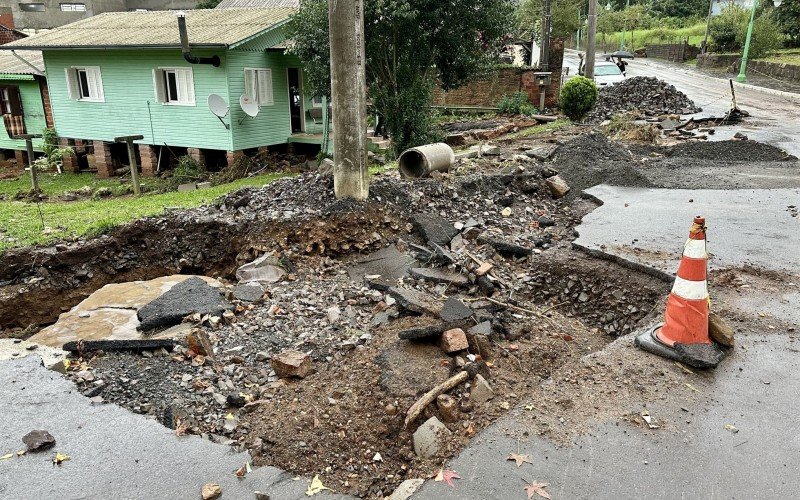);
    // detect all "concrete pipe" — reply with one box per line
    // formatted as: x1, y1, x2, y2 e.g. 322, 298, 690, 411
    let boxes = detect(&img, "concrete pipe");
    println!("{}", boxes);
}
398, 142, 455, 179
